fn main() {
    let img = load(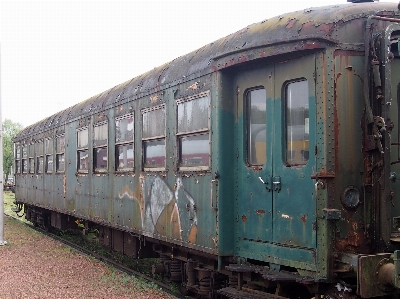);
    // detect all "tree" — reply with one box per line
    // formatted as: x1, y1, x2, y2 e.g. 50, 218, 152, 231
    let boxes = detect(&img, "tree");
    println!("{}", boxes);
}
3, 119, 23, 181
